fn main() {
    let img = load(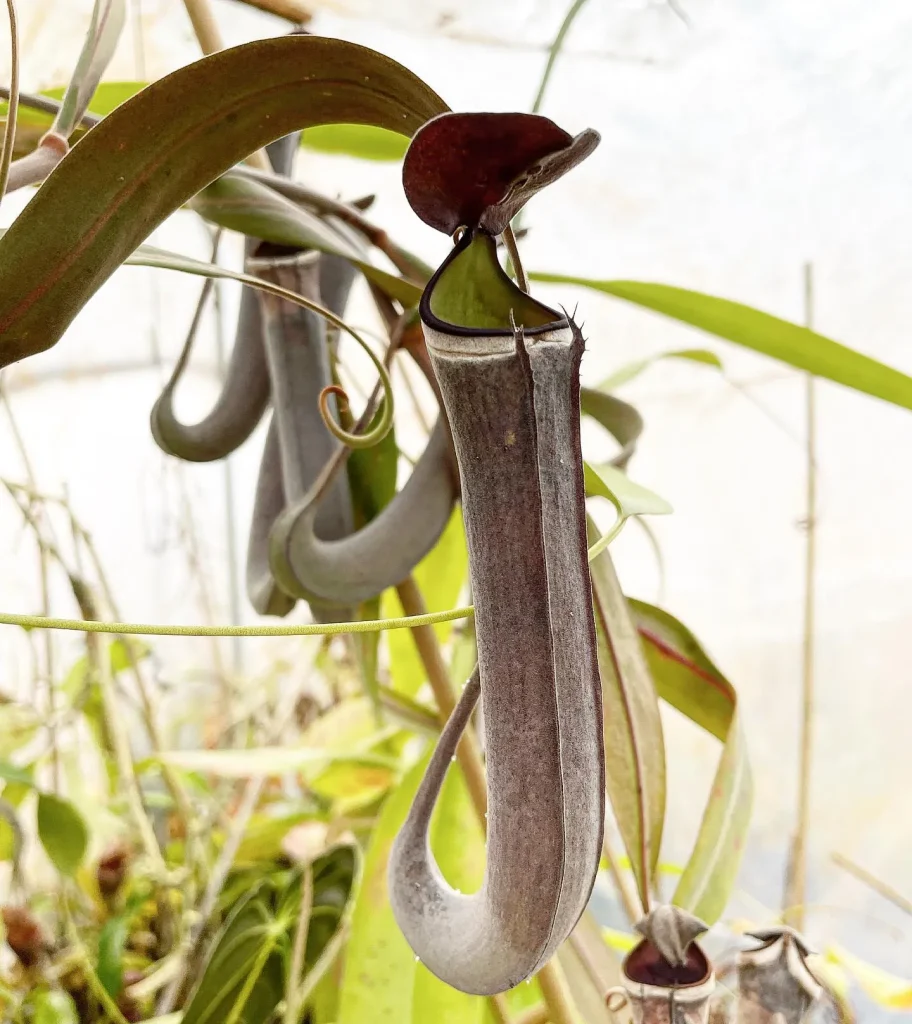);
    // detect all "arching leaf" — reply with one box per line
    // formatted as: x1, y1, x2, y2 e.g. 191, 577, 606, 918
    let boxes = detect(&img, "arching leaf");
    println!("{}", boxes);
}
0, 35, 446, 367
